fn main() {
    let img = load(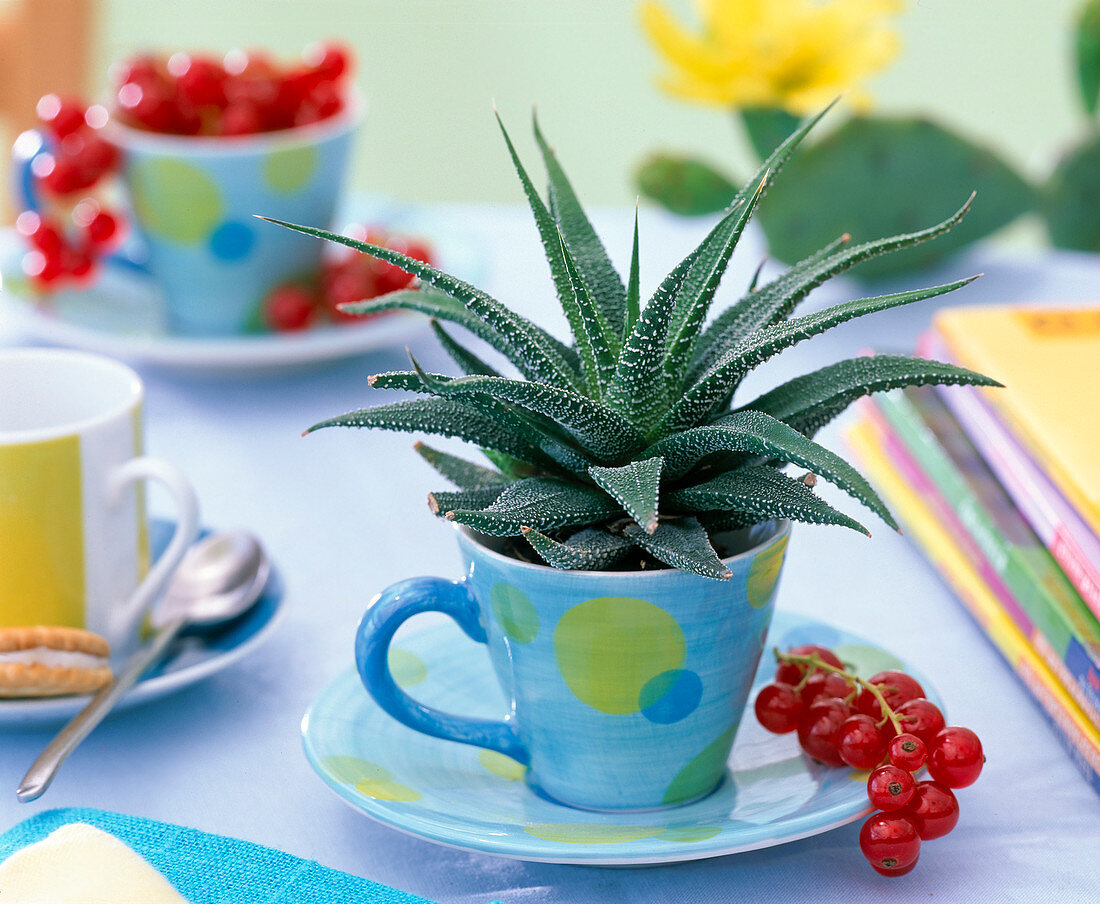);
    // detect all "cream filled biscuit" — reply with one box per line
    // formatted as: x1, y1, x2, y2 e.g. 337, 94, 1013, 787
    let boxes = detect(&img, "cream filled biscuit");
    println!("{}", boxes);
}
0, 626, 112, 697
